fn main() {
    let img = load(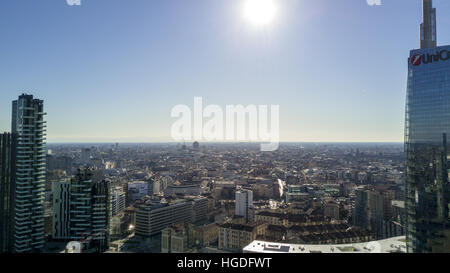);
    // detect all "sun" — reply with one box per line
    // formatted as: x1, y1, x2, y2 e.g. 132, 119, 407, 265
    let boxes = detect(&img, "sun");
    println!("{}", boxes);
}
243, 0, 277, 27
